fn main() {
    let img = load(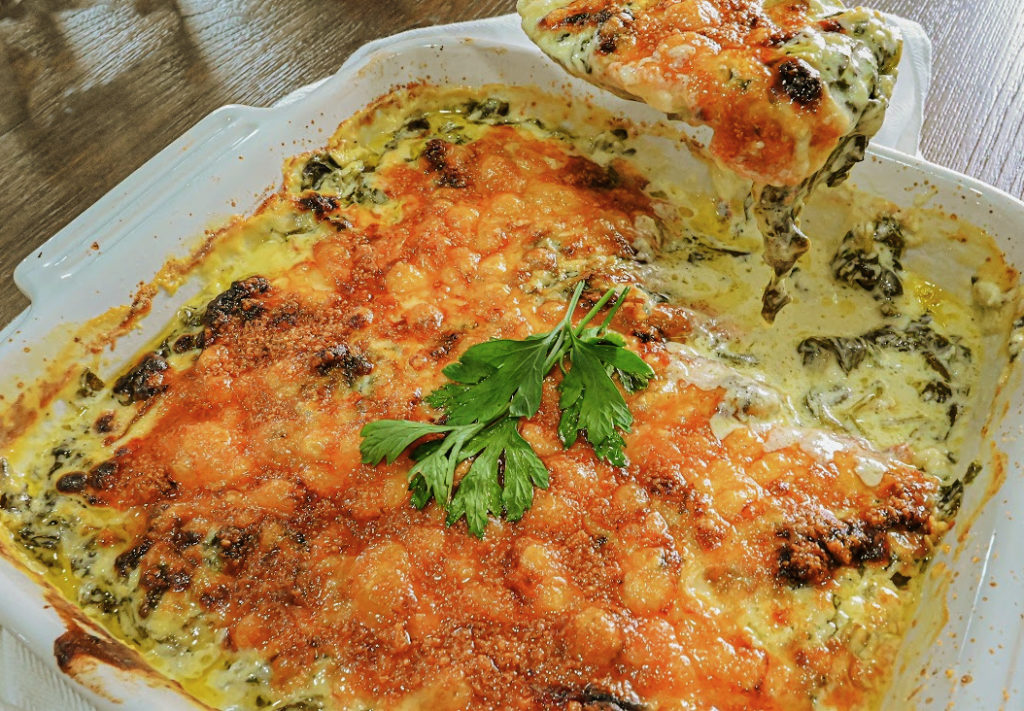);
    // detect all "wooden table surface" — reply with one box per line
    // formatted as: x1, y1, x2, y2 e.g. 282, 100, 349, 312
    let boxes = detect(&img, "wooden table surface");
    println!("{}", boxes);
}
1, 0, 1022, 328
